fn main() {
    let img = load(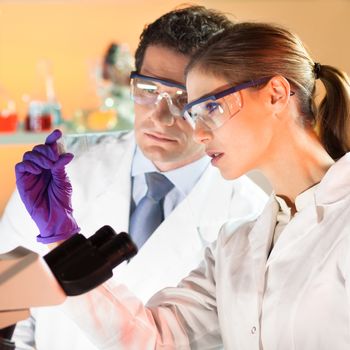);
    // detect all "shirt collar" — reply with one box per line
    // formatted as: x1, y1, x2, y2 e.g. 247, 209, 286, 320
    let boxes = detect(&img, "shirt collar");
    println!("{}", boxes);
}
295, 184, 319, 212
315, 152, 350, 205
274, 183, 319, 220
131, 146, 210, 196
